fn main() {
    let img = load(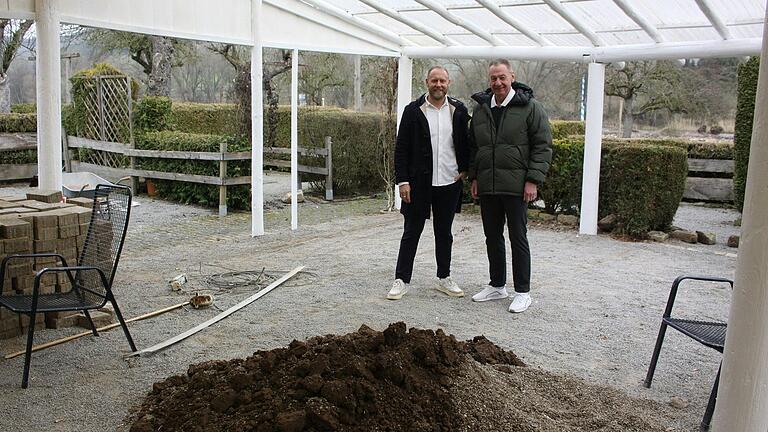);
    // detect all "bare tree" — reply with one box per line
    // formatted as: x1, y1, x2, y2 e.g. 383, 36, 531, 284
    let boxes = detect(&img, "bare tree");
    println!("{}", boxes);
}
0, 19, 33, 112
605, 61, 685, 137
363, 57, 398, 211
